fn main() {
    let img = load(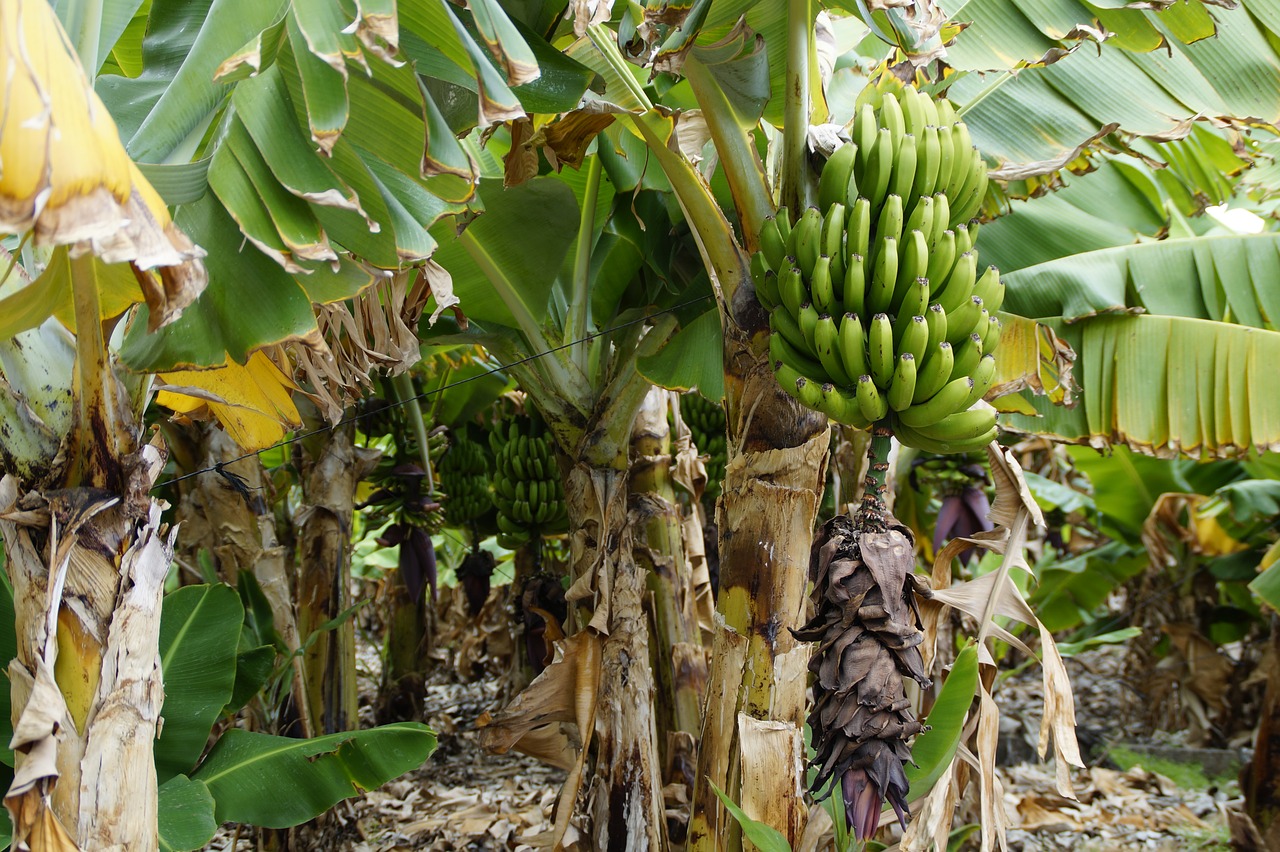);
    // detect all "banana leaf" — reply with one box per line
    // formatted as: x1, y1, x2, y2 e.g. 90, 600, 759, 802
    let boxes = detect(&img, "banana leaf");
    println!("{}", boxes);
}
190, 723, 437, 827
157, 775, 218, 852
